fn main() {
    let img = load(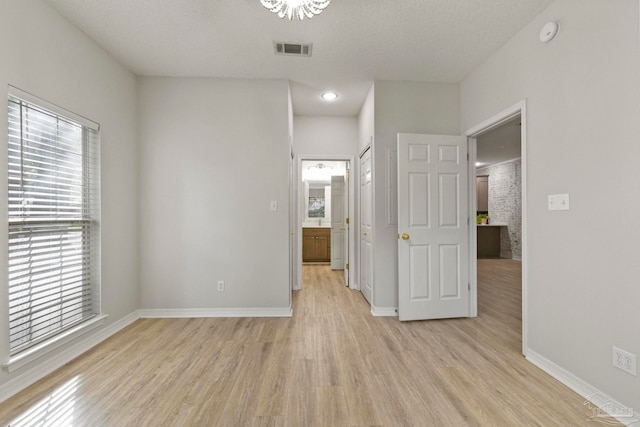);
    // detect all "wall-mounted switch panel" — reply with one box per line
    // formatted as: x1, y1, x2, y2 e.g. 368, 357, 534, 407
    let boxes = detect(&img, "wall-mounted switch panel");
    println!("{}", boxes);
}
548, 194, 570, 211
270, 200, 278, 212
